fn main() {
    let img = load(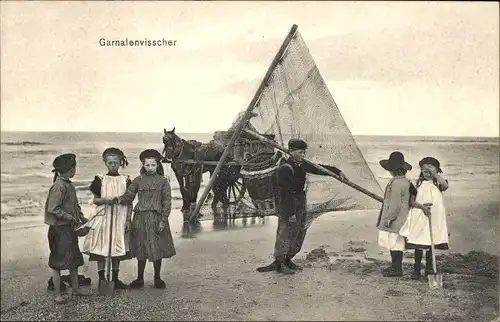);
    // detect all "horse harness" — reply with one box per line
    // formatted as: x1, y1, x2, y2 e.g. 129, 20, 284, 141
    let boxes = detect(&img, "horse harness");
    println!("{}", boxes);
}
169, 138, 204, 179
